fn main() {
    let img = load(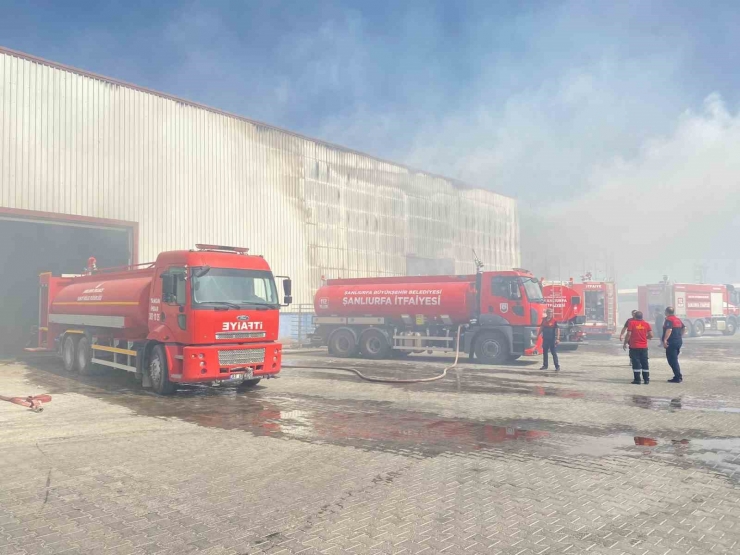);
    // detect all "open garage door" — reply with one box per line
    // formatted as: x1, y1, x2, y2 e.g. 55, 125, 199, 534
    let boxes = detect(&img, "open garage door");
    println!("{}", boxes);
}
0, 212, 135, 357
